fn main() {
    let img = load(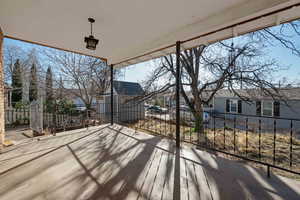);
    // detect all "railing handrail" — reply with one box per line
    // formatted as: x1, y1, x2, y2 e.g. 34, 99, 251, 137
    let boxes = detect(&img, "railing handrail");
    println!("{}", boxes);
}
213, 111, 300, 121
